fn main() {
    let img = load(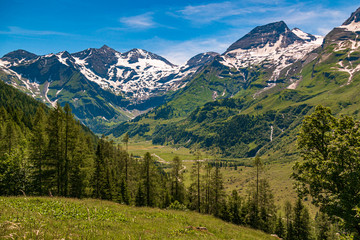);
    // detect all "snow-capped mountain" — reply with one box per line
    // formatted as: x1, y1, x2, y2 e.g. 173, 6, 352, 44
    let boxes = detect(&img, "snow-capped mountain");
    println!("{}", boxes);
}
0, 45, 220, 132
220, 21, 323, 88
71, 47, 180, 100
0, 46, 215, 103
